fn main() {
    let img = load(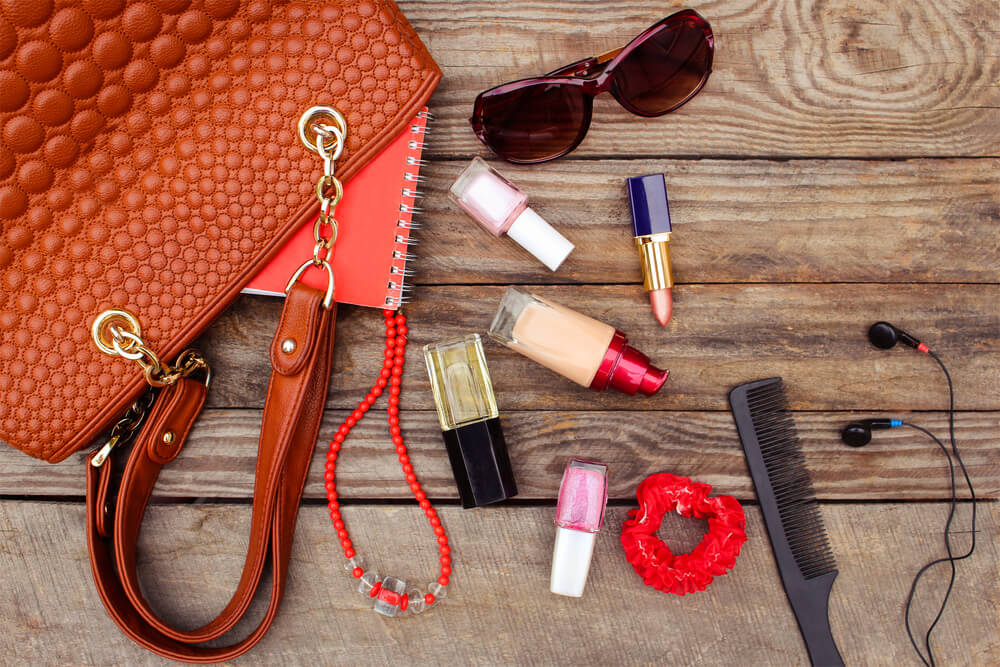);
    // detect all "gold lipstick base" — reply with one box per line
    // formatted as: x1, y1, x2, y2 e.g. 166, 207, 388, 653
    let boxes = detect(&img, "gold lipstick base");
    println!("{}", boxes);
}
635, 232, 674, 290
